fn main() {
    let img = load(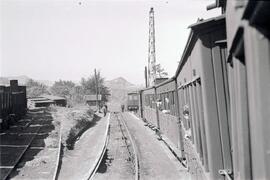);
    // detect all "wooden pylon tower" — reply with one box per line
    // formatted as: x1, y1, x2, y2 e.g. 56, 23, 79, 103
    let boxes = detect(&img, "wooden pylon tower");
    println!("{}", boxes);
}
147, 7, 157, 87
